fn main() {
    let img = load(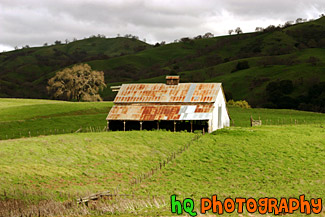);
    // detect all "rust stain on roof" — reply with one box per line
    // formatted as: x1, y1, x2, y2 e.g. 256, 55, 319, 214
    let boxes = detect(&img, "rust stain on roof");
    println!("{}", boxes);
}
166, 75, 180, 79
107, 104, 214, 121
114, 83, 221, 103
